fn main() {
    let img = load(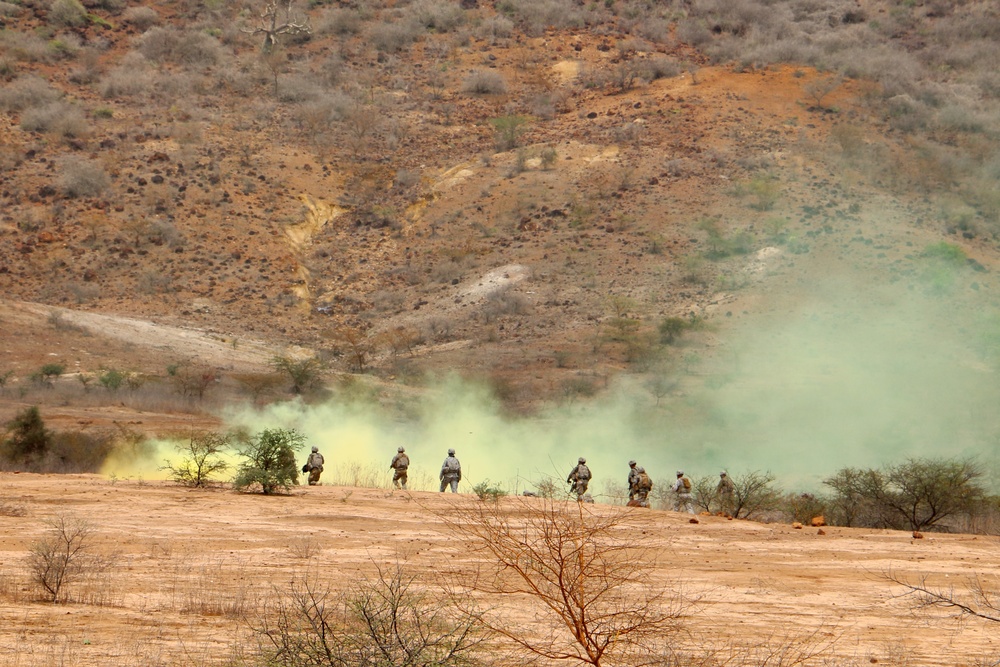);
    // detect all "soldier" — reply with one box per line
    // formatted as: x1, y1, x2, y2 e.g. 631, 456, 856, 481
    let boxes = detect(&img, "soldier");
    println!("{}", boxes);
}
716, 470, 735, 517
634, 466, 653, 507
439, 448, 461, 493
627, 460, 640, 501
390, 446, 410, 490
305, 446, 324, 486
672, 469, 694, 514
567, 457, 592, 501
